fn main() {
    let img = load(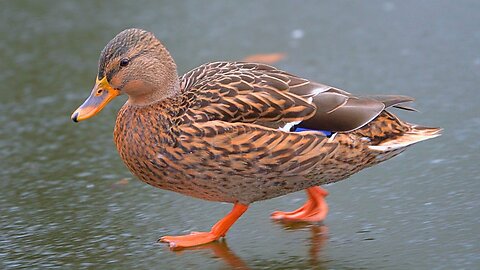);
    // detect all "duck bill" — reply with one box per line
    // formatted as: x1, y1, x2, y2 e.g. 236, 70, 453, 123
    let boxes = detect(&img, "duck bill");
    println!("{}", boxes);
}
71, 77, 120, 122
